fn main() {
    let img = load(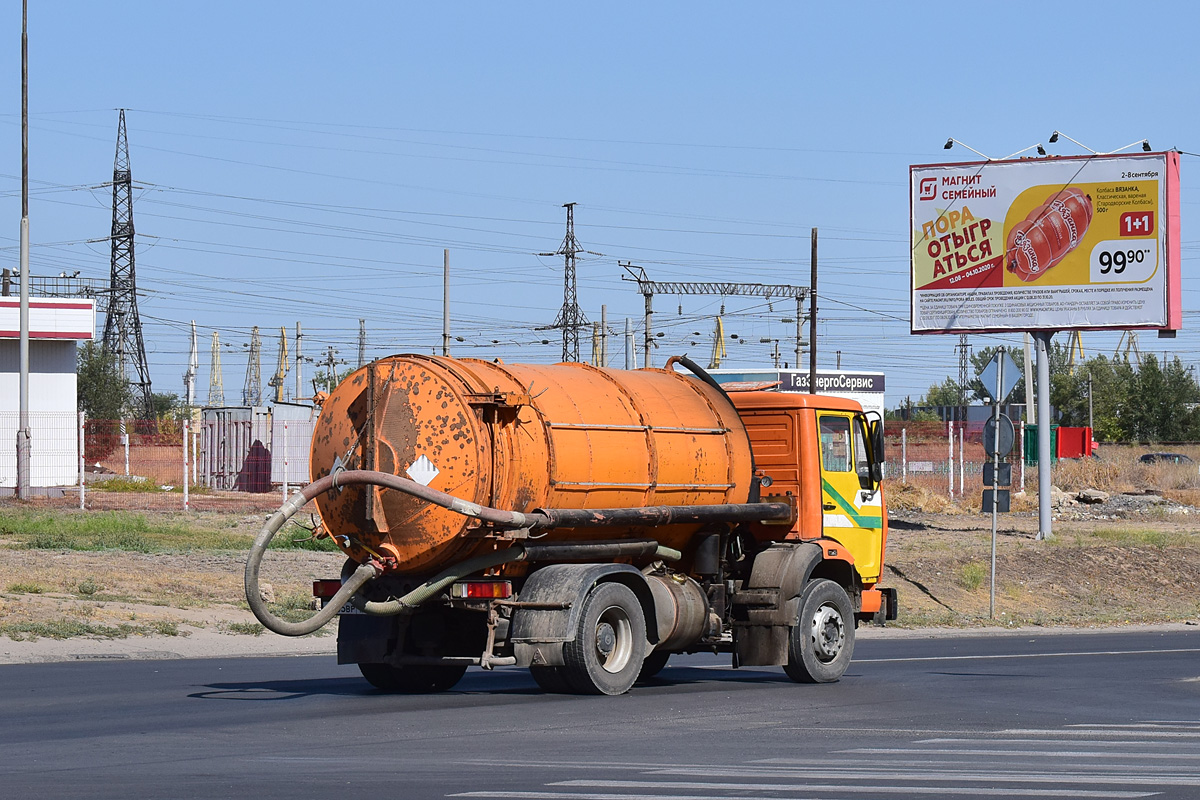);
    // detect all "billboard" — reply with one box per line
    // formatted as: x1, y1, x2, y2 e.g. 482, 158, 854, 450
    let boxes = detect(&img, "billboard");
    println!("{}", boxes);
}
910, 152, 1181, 334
